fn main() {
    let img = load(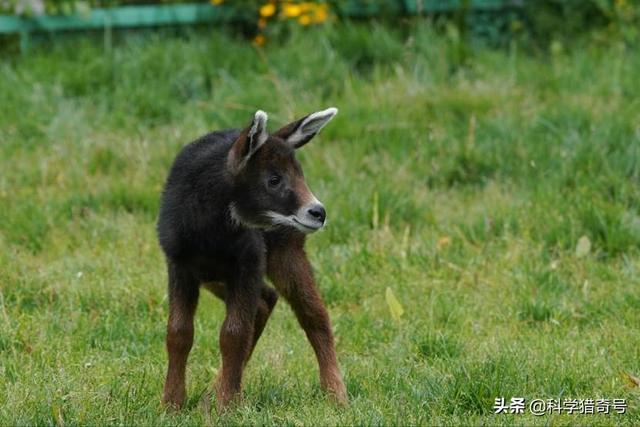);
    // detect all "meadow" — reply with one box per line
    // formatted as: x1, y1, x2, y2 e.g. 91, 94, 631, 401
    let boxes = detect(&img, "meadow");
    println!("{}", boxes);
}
1, 22, 639, 425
